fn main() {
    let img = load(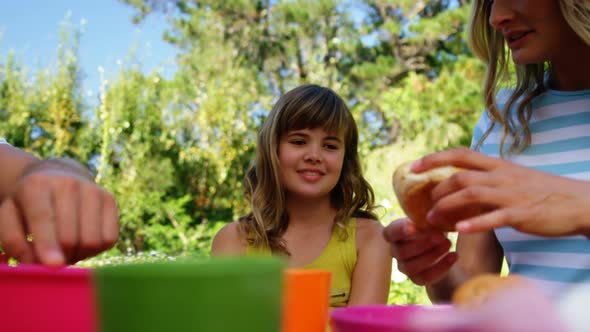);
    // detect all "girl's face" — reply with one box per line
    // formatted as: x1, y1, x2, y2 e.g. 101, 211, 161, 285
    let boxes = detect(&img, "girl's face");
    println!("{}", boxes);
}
278, 127, 345, 201
488, 0, 580, 65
